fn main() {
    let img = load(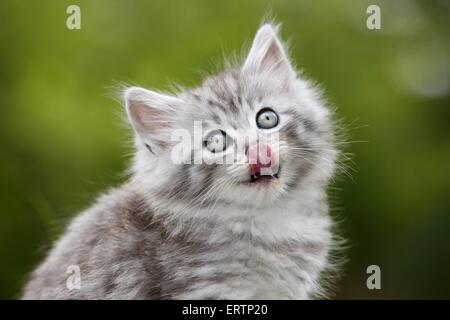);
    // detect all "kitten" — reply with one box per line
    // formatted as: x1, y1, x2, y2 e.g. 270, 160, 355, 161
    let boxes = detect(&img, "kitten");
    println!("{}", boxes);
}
22, 23, 341, 300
